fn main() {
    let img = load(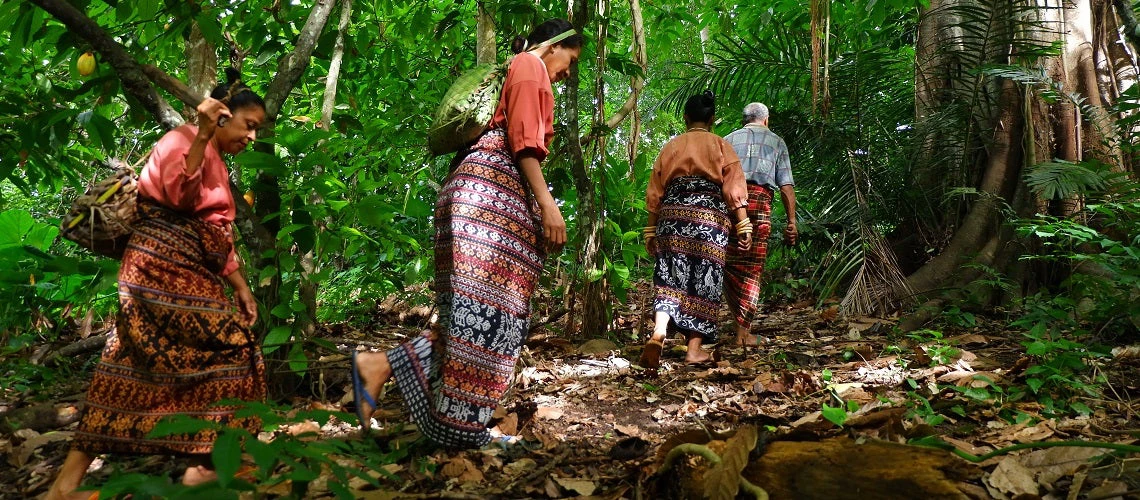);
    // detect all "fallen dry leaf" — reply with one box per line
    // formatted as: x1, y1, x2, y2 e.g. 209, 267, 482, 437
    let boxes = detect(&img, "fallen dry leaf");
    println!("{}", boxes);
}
986, 456, 1039, 497
614, 423, 640, 436
494, 413, 519, 436
554, 477, 597, 496
1018, 445, 1104, 486
13, 431, 72, 468
534, 406, 564, 421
